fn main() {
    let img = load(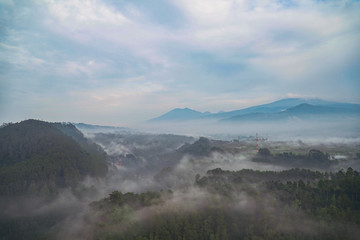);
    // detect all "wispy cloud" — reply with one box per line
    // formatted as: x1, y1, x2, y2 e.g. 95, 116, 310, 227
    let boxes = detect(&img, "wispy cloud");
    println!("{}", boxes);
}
0, 0, 359, 124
